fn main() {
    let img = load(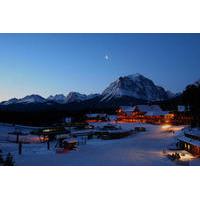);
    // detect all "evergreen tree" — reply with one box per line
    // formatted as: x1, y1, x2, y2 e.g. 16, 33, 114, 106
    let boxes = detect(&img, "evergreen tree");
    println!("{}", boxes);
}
3, 153, 15, 166
0, 149, 4, 165
182, 84, 200, 127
